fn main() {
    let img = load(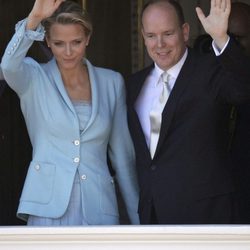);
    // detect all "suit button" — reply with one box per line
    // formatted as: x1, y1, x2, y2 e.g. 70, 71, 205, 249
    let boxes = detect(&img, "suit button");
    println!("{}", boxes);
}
151, 165, 156, 170
35, 164, 40, 171
74, 157, 80, 163
81, 174, 87, 180
73, 140, 80, 146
